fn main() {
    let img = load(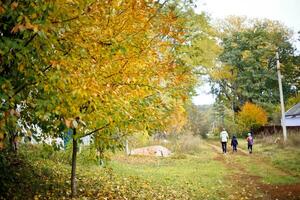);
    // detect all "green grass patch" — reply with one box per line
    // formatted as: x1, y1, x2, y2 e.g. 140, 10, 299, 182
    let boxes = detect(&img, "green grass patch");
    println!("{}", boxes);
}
109, 147, 230, 200
207, 138, 300, 185
252, 135, 300, 176
235, 155, 300, 185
